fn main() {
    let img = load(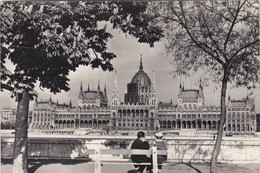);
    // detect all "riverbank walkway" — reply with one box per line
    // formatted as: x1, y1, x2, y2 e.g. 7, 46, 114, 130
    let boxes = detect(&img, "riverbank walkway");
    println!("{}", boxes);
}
1, 160, 260, 173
